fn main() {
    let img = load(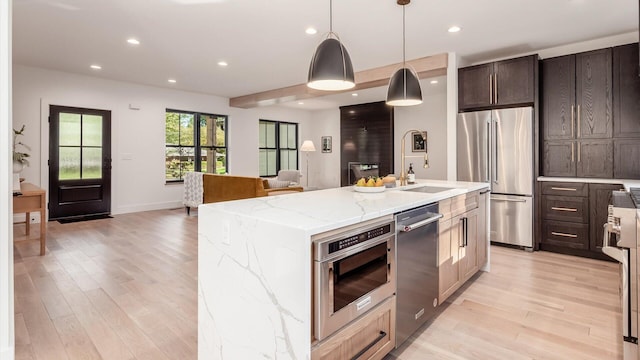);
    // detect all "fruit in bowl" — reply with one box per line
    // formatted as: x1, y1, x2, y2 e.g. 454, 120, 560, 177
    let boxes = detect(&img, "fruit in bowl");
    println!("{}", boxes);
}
355, 176, 384, 187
